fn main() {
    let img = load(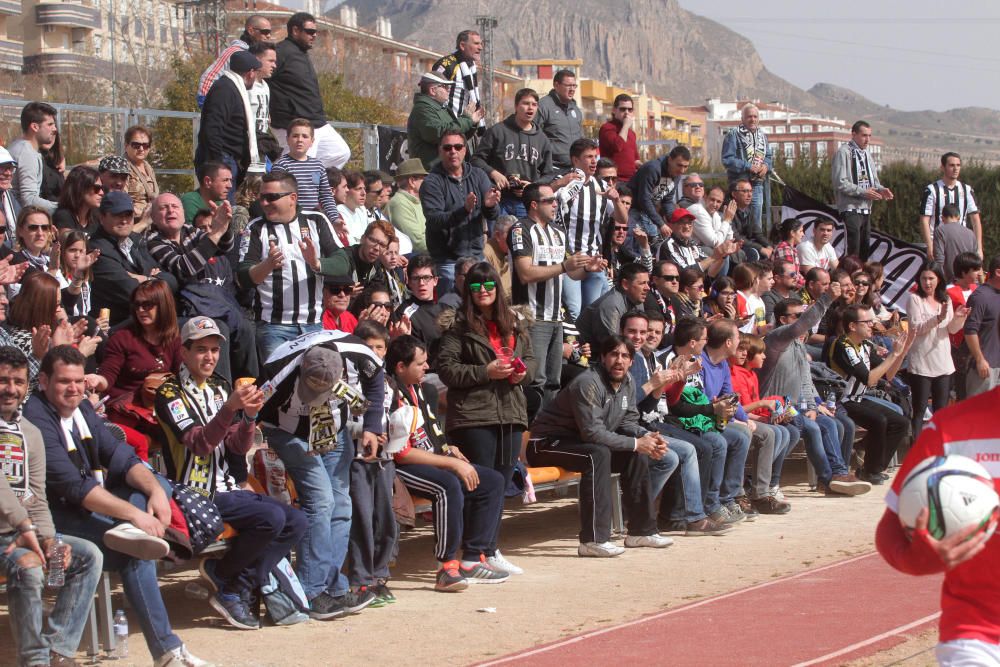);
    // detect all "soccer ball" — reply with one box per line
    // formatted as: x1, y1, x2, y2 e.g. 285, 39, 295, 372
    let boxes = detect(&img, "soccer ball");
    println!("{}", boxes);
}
897, 455, 1000, 541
